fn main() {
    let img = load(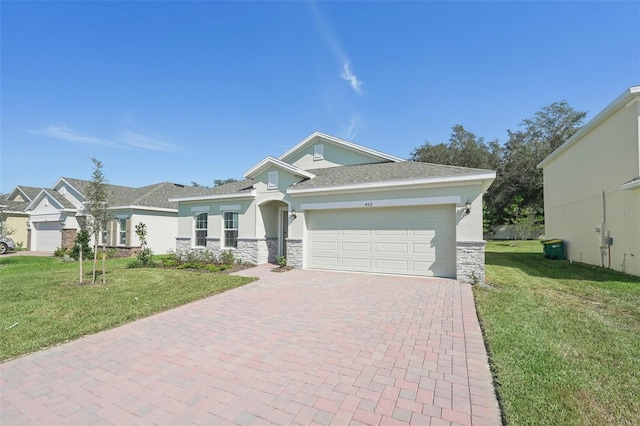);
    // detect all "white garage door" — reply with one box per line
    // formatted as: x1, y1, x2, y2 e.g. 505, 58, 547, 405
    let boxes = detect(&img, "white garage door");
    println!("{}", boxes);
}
34, 222, 62, 252
307, 206, 456, 278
